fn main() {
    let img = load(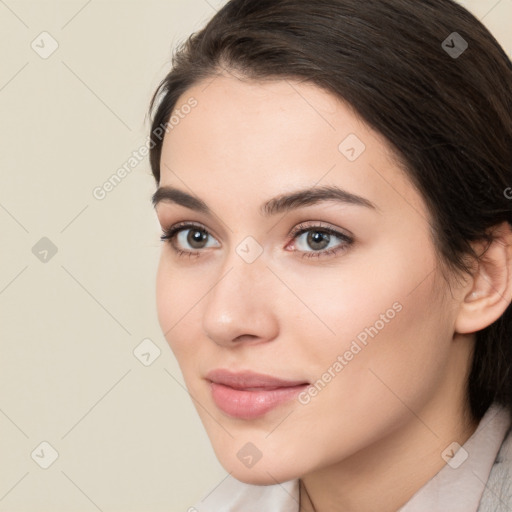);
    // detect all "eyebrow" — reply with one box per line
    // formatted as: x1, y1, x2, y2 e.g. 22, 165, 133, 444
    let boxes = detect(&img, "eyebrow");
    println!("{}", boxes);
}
151, 184, 378, 216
